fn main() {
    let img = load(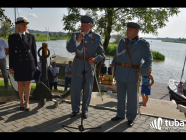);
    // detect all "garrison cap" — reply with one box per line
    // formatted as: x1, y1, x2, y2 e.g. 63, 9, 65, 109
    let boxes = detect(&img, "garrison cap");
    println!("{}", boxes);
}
127, 22, 140, 30
15, 17, 29, 24
81, 15, 94, 24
